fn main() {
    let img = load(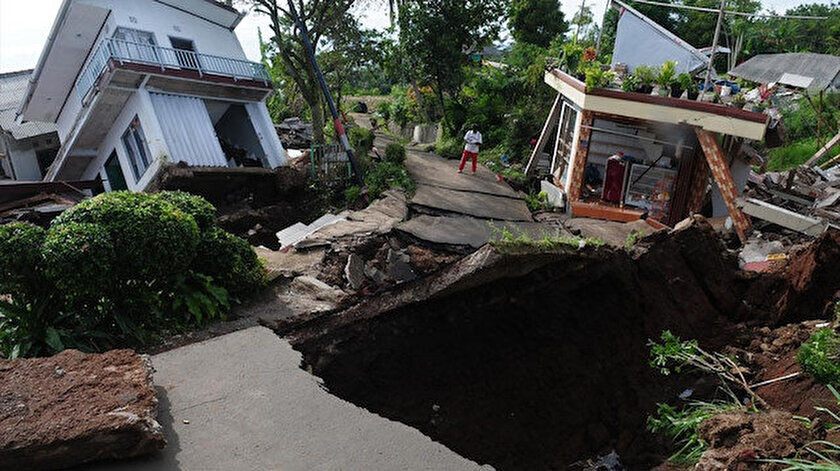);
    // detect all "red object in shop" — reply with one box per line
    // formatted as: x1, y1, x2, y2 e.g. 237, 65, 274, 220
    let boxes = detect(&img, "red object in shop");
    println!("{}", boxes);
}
602, 154, 627, 204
